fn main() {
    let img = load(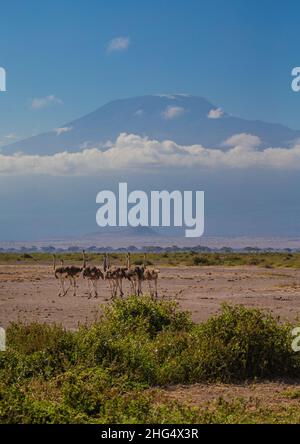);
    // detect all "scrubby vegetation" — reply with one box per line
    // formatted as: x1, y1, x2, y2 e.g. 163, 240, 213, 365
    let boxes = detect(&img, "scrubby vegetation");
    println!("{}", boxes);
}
2, 251, 300, 268
1, 296, 300, 423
